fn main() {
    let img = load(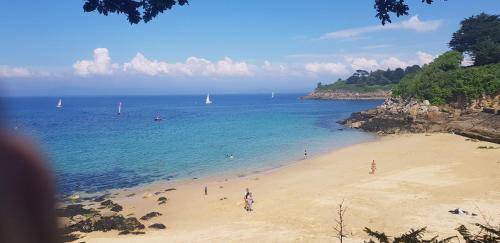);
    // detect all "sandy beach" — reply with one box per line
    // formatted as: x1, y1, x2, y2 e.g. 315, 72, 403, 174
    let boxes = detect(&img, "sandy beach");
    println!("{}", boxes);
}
73, 133, 500, 242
